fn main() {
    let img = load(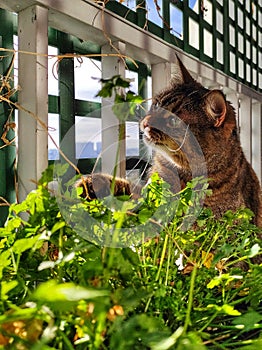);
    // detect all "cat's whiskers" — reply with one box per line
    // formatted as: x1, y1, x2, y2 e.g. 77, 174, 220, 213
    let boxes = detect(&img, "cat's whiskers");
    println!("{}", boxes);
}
90, 137, 150, 194
131, 149, 151, 191
165, 124, 189, 153
91, 151, 102, 175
